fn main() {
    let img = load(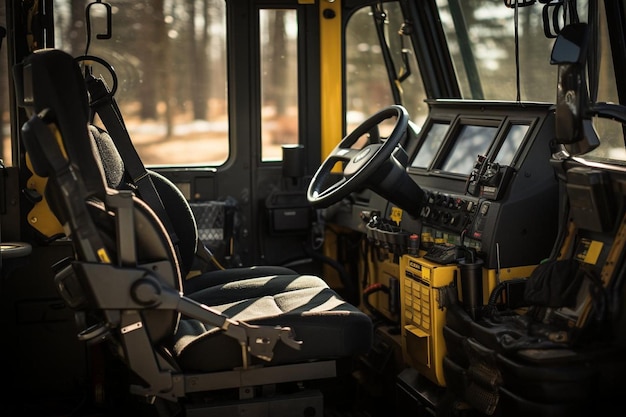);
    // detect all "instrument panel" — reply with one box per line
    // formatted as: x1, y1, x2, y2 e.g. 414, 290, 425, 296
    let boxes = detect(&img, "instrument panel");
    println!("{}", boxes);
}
349, 100, 560, 270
